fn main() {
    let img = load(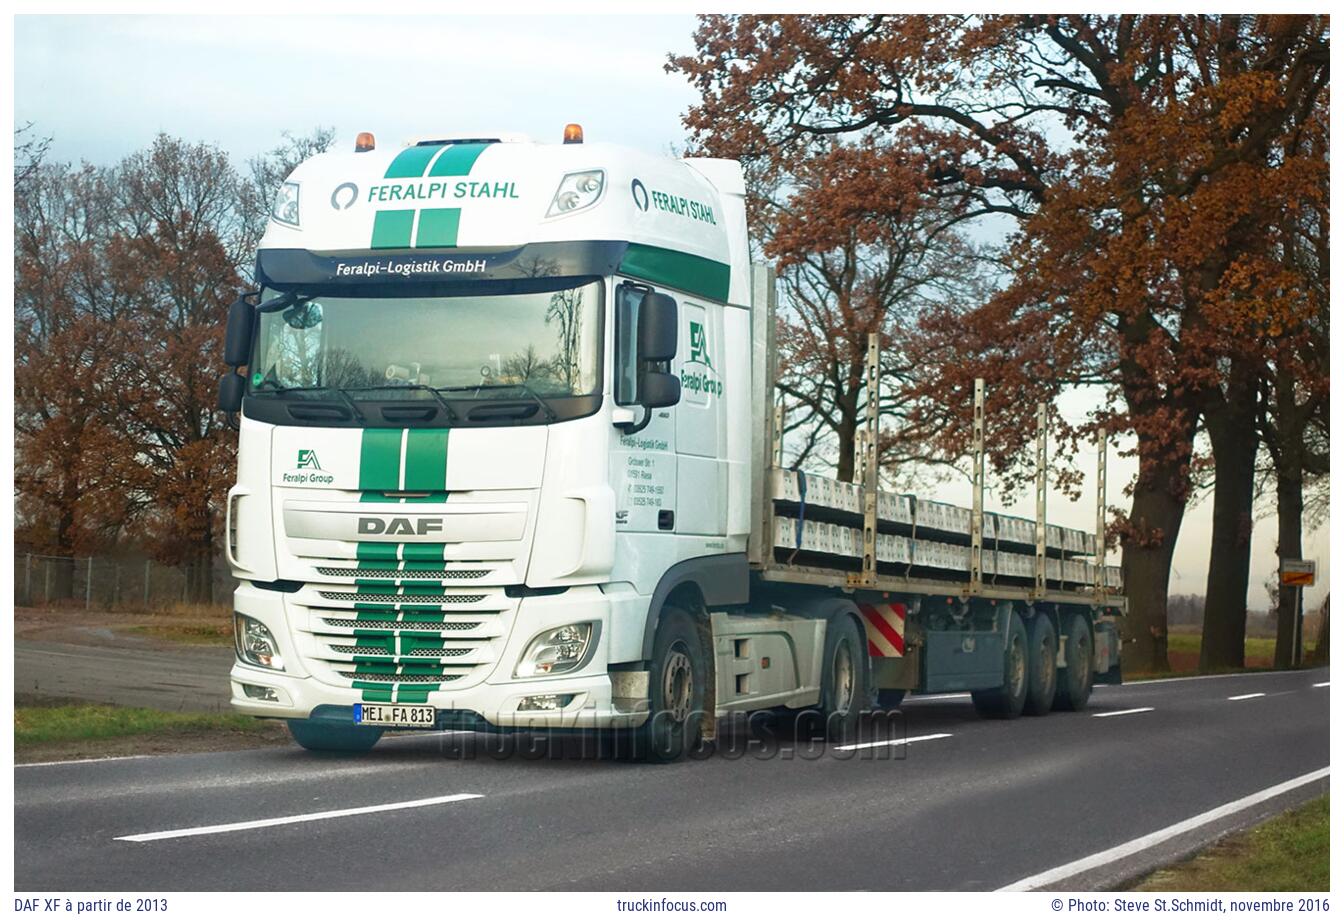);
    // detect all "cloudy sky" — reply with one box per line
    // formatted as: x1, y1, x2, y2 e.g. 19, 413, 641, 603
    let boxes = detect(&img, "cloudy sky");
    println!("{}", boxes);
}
14, 13, 1329, 611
